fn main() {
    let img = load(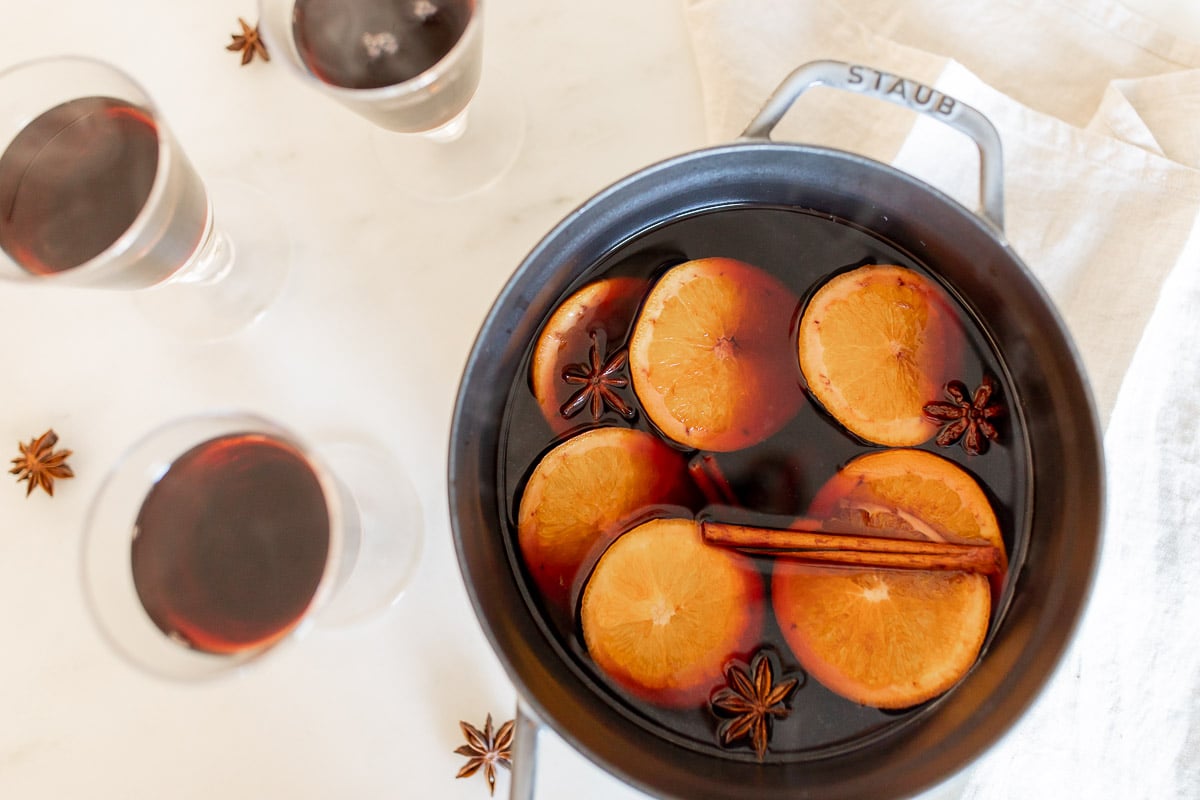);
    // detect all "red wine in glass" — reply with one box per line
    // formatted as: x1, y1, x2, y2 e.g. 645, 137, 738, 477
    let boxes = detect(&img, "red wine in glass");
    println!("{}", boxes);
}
85, 412, 423, 679
130, 433, 332, 655
0, 57, 292, 340
0, 96, 161, 275
269, 0, 484, 135
261, 0, 521, 200
292, 0, 474, 89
